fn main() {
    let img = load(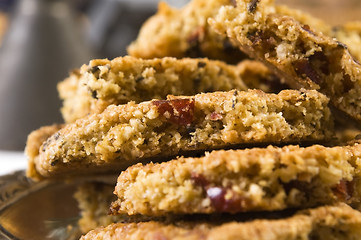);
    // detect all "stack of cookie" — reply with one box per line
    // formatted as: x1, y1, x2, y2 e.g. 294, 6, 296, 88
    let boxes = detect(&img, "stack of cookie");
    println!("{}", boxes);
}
25, 0, 361, 239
